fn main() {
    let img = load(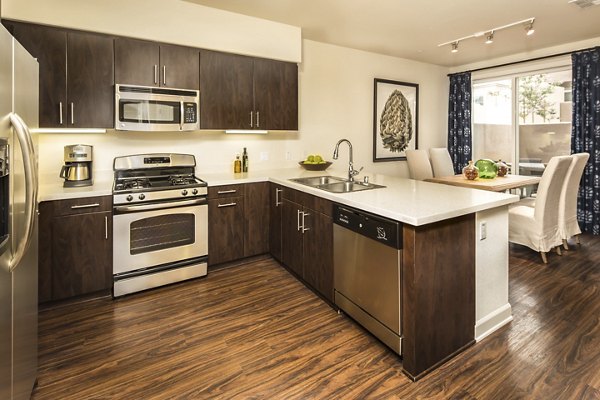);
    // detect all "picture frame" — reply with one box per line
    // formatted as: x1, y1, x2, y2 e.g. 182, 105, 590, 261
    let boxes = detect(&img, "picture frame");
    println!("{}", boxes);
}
373, 78, 419, 162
